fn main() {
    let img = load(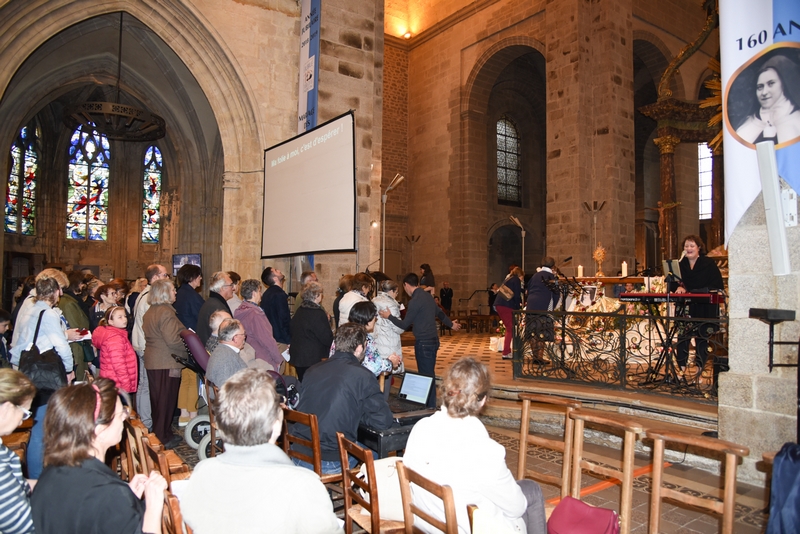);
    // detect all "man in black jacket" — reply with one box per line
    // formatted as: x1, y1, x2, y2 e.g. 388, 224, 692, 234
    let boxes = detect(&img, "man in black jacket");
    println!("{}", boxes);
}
379, 273, 461, 408
293, 323, 394, 473
195, 271, 234, 344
